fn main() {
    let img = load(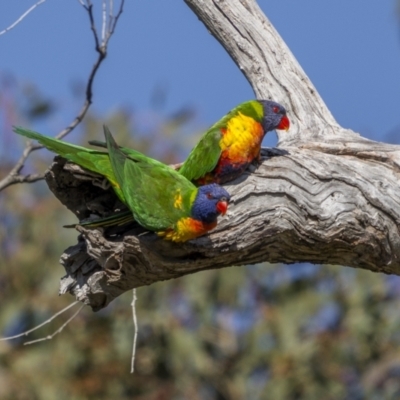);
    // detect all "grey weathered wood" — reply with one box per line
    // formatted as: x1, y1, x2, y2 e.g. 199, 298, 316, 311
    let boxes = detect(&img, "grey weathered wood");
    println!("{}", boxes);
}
184, 0, 343, 144
49, 0, 400, 310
